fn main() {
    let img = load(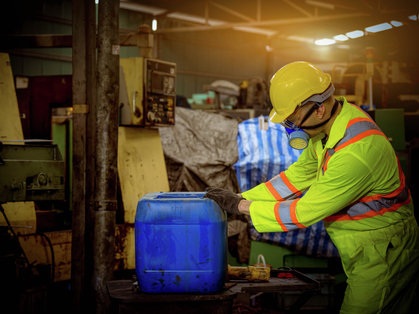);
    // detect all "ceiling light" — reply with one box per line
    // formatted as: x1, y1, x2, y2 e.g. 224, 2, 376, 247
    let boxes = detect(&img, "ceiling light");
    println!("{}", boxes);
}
315, 38, 336, 45
333, 34, 349, 41
365, 22, 392, 33
346, 30, 364, 39
152, 19, 157, 31
305, 0, 335, 10
390, 21, 403, 27
408, 15, 418, 21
